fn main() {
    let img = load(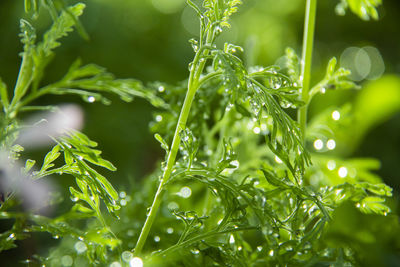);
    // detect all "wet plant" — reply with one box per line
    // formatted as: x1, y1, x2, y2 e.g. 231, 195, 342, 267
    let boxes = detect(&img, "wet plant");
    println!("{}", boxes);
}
0, 0, 398, 266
